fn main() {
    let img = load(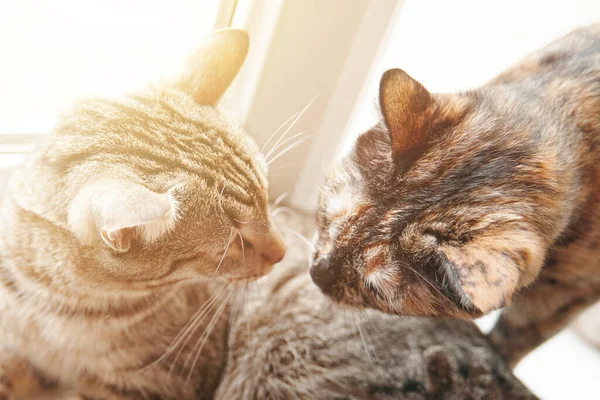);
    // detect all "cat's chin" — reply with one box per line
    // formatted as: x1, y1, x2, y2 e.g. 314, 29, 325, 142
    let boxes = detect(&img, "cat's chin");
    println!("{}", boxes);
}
229, 274, 267, 284
312, 284, 349, 305
313, 284, 486, 319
